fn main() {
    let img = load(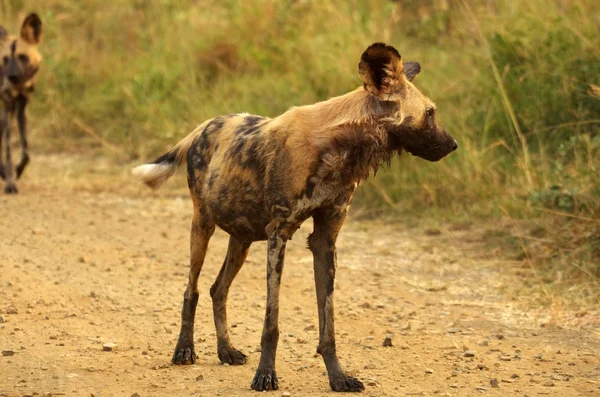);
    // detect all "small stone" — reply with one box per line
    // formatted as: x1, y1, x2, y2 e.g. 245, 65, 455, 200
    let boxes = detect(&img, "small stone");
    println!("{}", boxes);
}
495, 334, 505, 340
399, 322, 411, 331
383, 335, 393, 347
6, 306, 18, 314
490, 378, 499, 388
499, 355, 511, 361
478, 339, 489, 346
2, 349, 15, 356
464, 350, 475, 358
425, 368, 434, 374
0, 315, 4, 323
304, 325, 315, 331
542, 381, 555, 387
102, 343, 117, 352
196, 374, 204, 381
131, 393, 141, 397
475, 386, 488, 392
281, 392, 291, 397
90, 291, 97, 298
448, 328, 461, 334
296, 338, 306, 344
